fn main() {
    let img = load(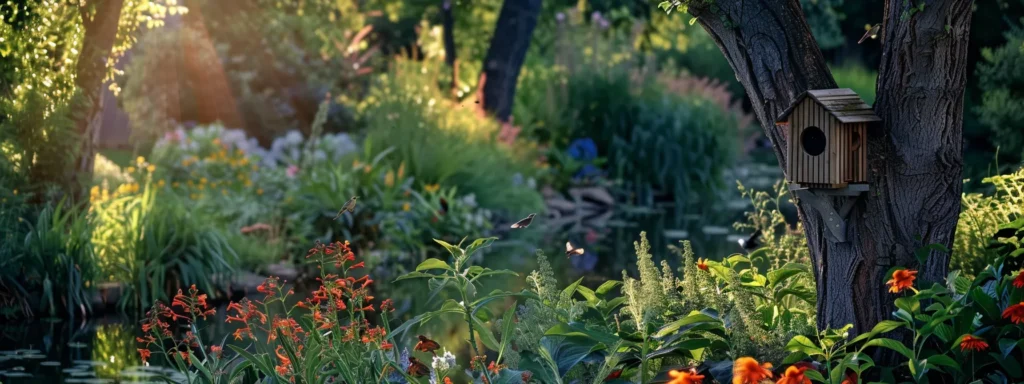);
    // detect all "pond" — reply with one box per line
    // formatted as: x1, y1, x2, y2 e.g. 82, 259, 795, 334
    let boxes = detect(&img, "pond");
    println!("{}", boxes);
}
0, 163, 789, 383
